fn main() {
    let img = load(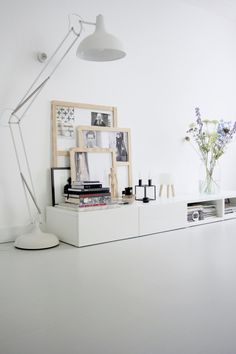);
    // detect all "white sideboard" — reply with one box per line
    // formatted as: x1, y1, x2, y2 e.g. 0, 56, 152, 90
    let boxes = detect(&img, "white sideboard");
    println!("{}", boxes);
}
46, 191, 236, 247
46, 204, 139, 247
